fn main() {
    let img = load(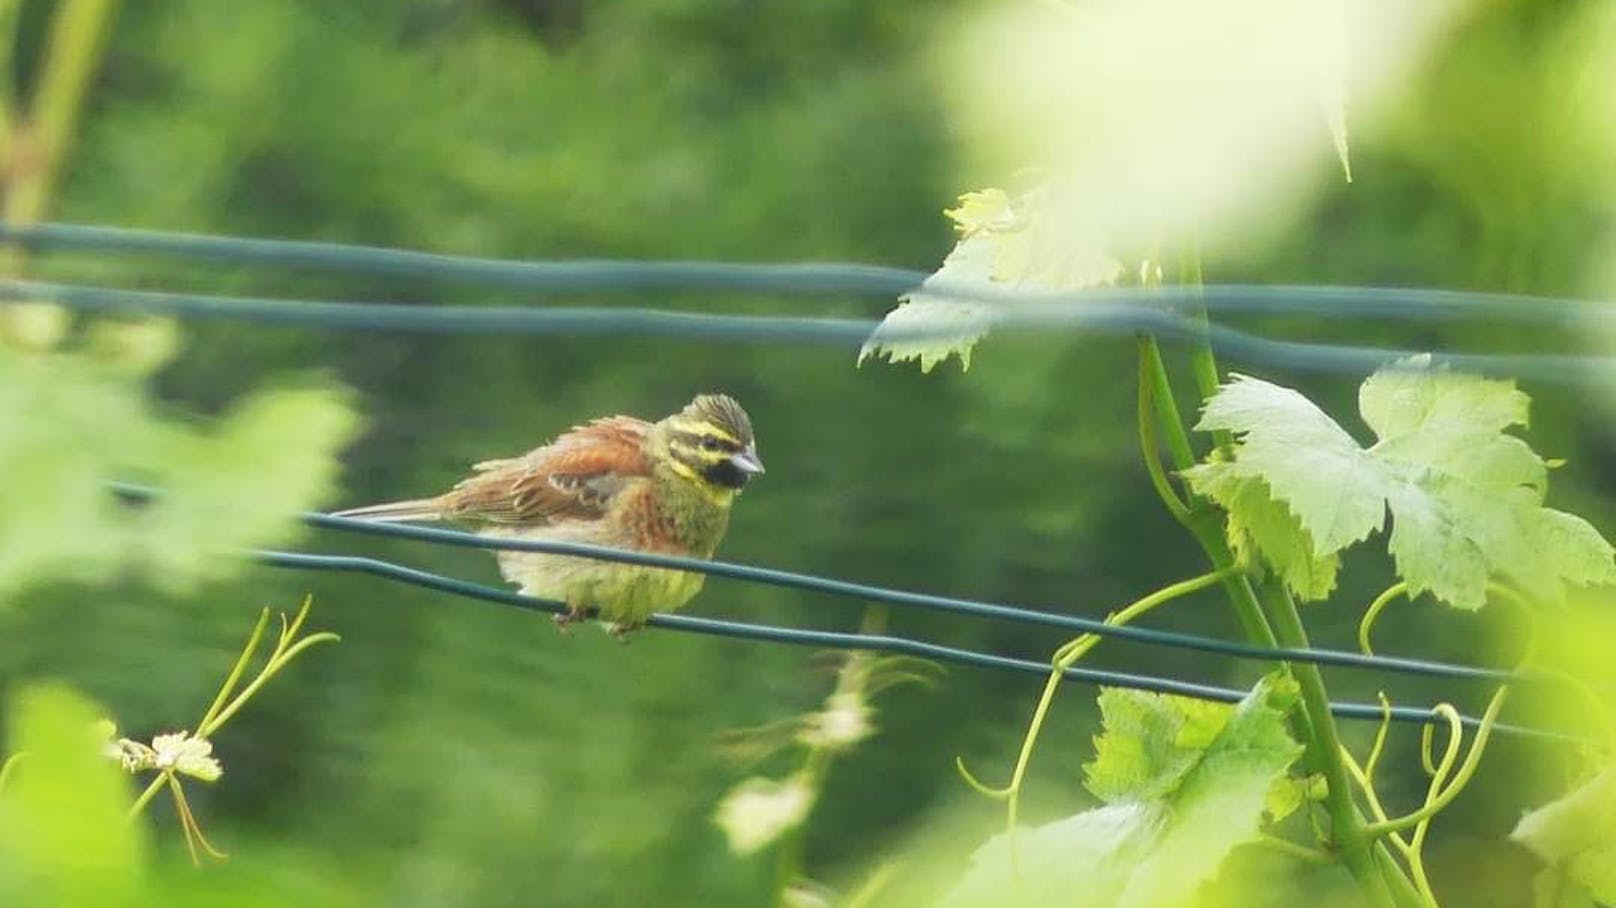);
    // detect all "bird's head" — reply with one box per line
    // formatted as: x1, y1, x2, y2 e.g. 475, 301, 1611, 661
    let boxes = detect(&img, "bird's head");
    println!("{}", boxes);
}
653, 393, 765, 496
